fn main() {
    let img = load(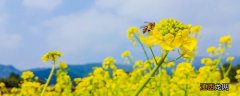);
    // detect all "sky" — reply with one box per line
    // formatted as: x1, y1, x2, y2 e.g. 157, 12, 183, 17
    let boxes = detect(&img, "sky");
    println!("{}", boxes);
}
0, 0, 239, 70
